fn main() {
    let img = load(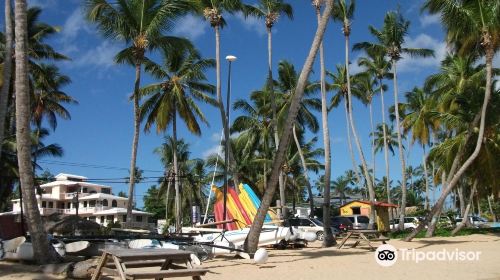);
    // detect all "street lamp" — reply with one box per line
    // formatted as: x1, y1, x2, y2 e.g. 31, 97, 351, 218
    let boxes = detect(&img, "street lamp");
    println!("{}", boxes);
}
223, 55, 237, 230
